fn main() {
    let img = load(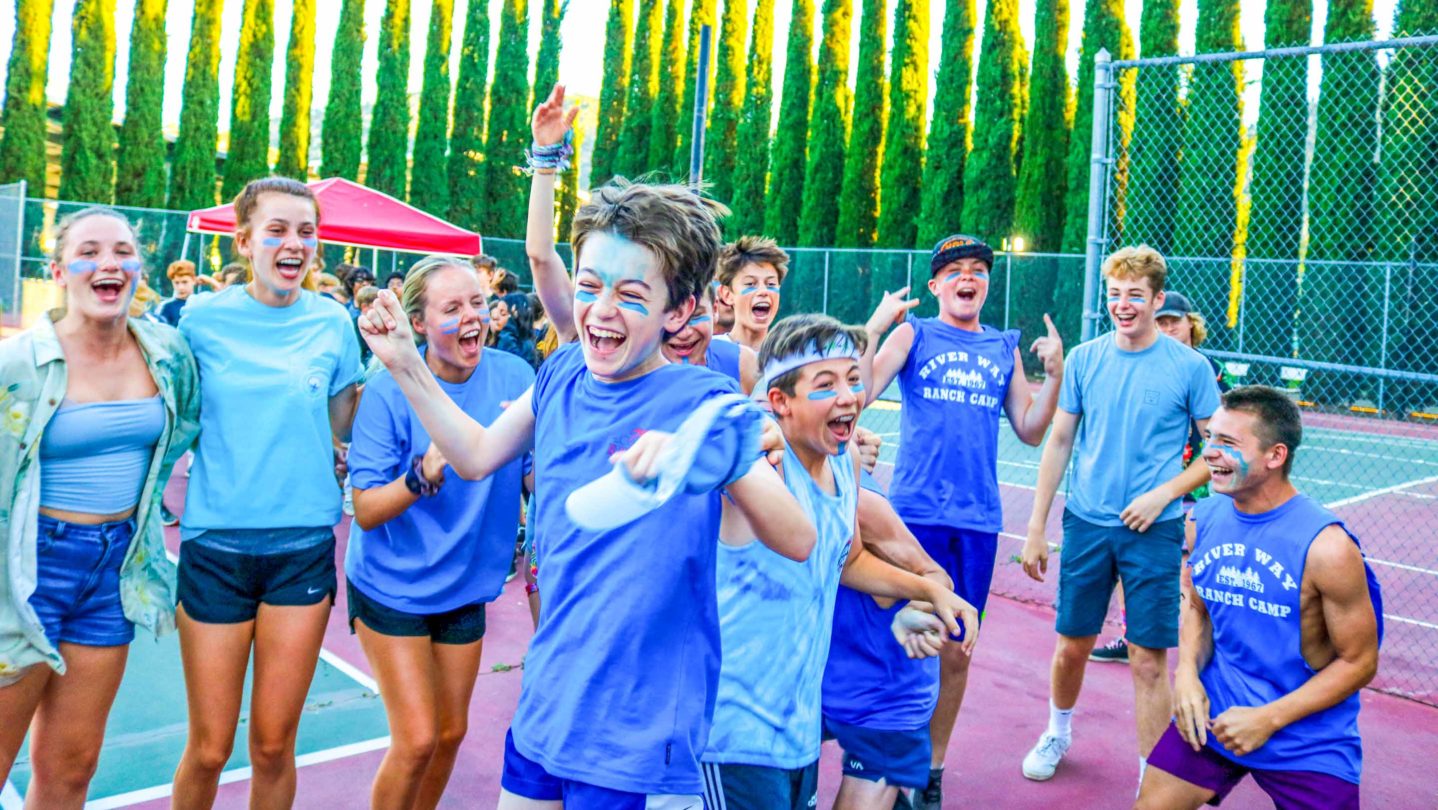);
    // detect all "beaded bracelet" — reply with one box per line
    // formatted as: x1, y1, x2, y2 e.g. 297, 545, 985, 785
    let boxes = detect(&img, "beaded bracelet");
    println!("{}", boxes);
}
524, 129, 574, 174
